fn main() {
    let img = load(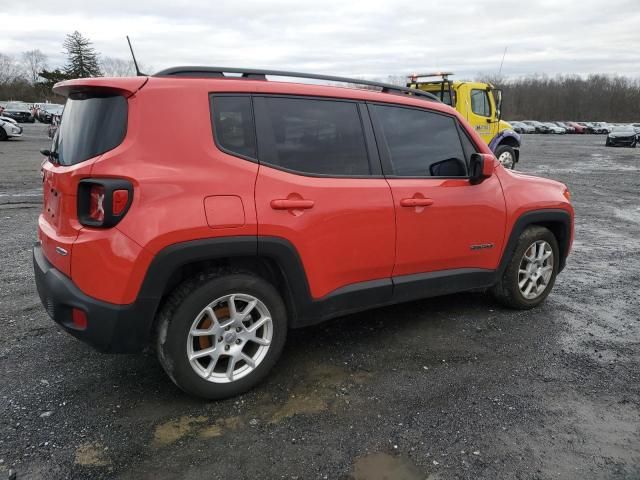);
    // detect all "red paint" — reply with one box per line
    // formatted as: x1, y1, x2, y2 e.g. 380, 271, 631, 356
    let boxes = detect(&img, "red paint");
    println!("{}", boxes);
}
388, 176, 507, 276
255, 164, 396, 299
204, 195, 245, 229
37, 75, 573, 307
